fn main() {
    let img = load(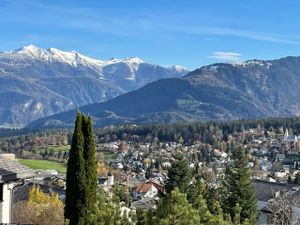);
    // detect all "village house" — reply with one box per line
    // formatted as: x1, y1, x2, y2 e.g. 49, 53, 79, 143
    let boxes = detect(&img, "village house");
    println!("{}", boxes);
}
0, 154, 33, 224
132, 180, 164, 200
99, 171, 114, 186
